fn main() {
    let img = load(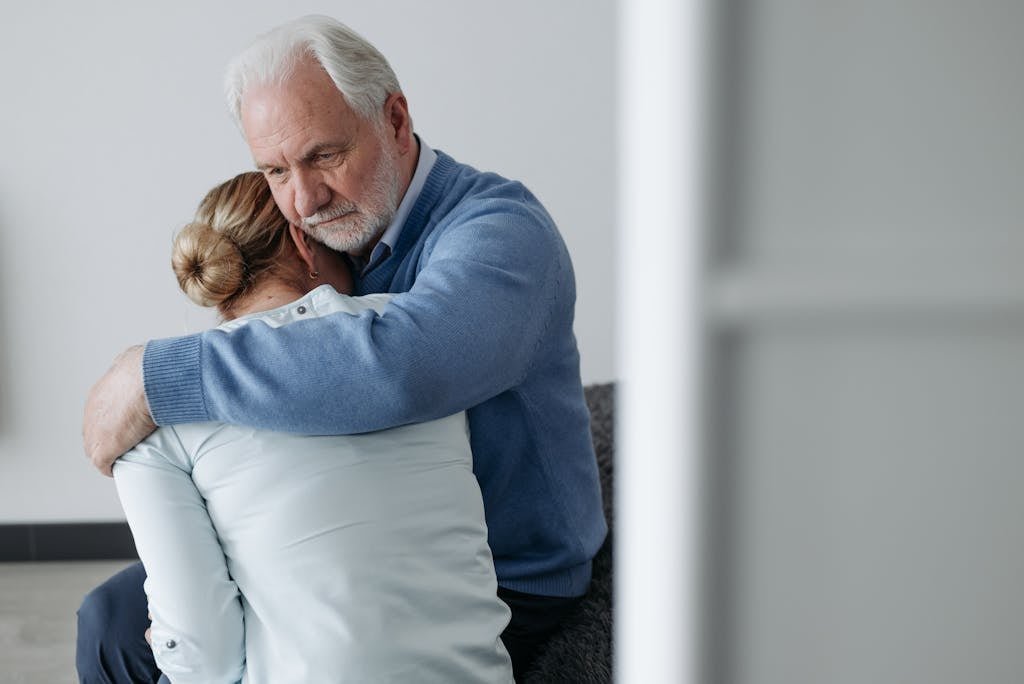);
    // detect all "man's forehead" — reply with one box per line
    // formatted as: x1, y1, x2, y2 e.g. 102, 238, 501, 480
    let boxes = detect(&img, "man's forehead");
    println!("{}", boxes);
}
242, 91, 358, 157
